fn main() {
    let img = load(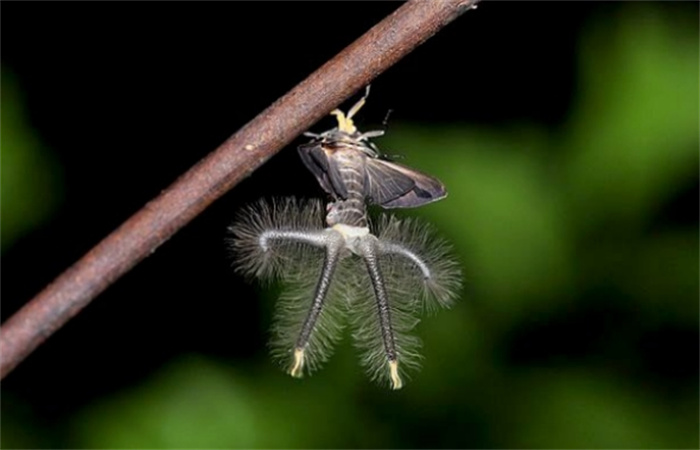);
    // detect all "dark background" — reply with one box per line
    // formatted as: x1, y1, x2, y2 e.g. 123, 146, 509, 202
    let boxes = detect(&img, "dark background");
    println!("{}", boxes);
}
2, 2, 698, 449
